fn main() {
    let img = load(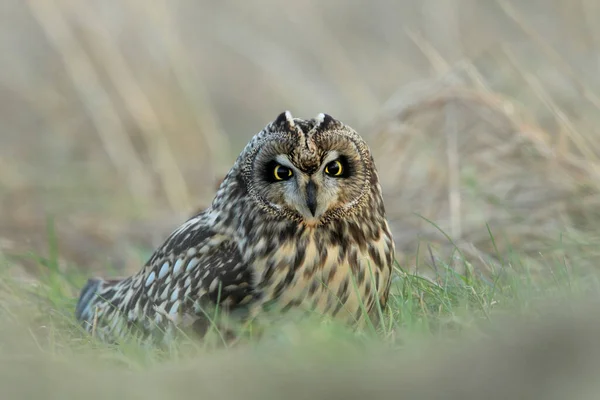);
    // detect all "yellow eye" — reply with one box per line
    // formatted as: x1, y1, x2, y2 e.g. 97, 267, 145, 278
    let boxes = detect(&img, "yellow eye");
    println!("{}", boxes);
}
325, 160, 343, 177
273, 164, 293, 181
